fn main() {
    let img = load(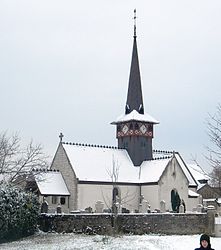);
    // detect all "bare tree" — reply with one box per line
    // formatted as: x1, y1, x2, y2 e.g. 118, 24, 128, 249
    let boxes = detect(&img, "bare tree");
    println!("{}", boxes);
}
0, 131, 48, 184
106, 156, 137, 212
206, 104, 221, 190
104, 156, 120, 213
